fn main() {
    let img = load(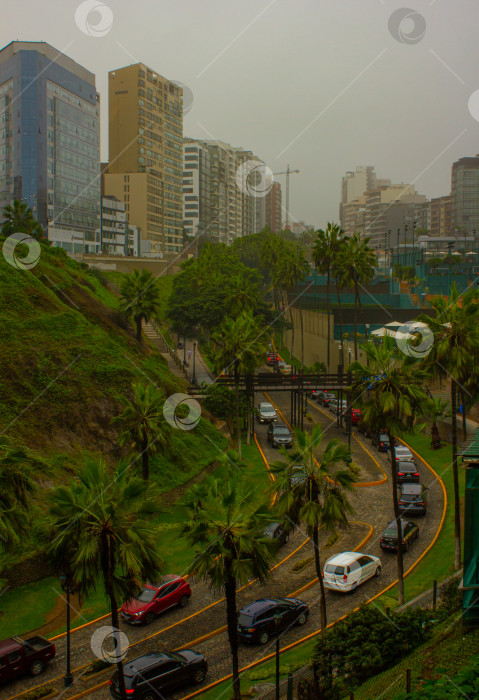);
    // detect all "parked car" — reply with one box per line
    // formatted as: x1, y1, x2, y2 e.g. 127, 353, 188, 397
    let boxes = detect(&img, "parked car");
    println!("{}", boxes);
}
109, 650, 207, 699
310, 389, 322, 400
121, 576, 191, 625
328, 398, 338, 412
393, 445, 415, 463
322, 551, 381, 592
263, 522, 289, 547
351, 408, 361, 425
371, 432, 398, 452
237, 598, 308, 645
319, 392, 336, 407
332, 400, 348, 415
267, 422, 293, 448
266, 352, 279, 366
396, 461, 420, 483
398, 483, 428, 515
257, 402, 278, 424
279, 363, 292, 375
274, 360, 285, 374
0, 636, 56, 684
380, 520, 419, 552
